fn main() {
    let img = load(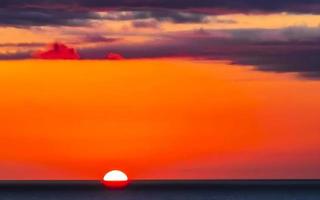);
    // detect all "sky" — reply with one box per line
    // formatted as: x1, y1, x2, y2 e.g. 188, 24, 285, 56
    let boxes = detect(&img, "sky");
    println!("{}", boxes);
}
0, 1, 320, 180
